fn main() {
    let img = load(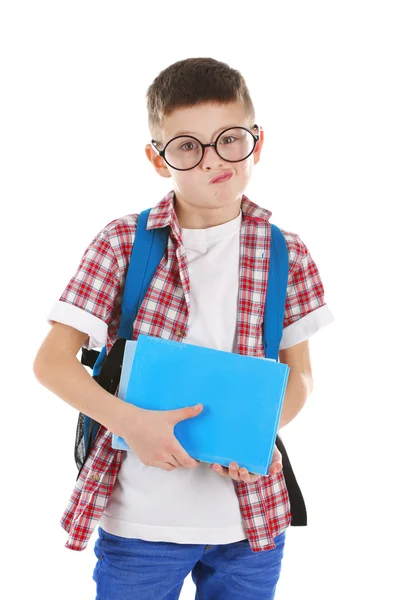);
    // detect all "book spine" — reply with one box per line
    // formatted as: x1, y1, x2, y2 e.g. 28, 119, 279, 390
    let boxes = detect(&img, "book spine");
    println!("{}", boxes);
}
264, 365, 290, 475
